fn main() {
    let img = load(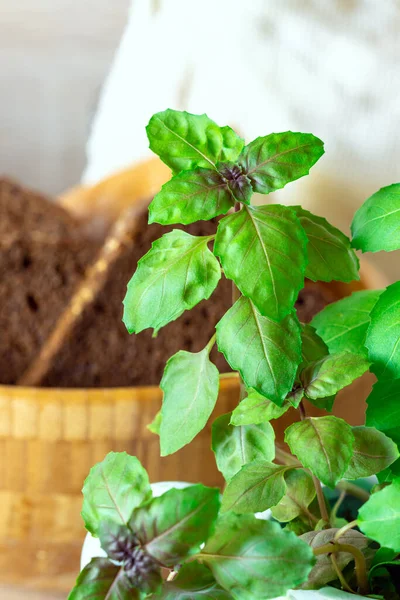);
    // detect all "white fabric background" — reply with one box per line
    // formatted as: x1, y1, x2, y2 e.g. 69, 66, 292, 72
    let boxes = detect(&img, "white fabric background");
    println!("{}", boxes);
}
84, 0, 400, 280
0, 0, 129, 195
